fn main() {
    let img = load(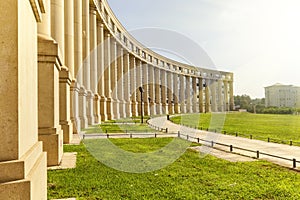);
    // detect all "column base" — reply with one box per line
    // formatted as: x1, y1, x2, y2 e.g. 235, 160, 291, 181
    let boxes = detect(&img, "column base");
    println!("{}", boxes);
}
79, 87, 88, 129
38, 127, 63, 166
168, 103, 174, 115
174, 103, 180, 114
93, 94, 101, 124
71, 80, 81, 134
149, 102, 156, 116
106, 98, 114, 120
87, 91, 95, 125
113, 98, 120, 119
156, 103, 162, 115
131, 101, 138, 117
61, 120, 73, 144
180, 103, 187, 114
125, 101, 132, 118
119, 100, 126, 119
0, 142, 47, 200
162, 103, 168, 114
143, 102, 149, 116
100, 96, 107, 121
